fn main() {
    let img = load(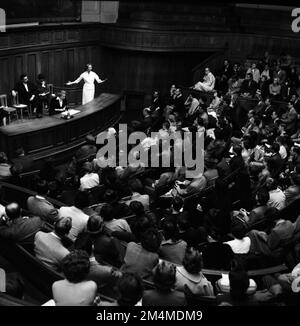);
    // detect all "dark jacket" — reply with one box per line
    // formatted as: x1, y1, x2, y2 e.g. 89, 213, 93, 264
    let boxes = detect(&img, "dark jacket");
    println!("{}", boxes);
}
240, 79, 258, 97
49, 97, 67, 116
0, 216, 50, 244
13, 81, 37, 106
